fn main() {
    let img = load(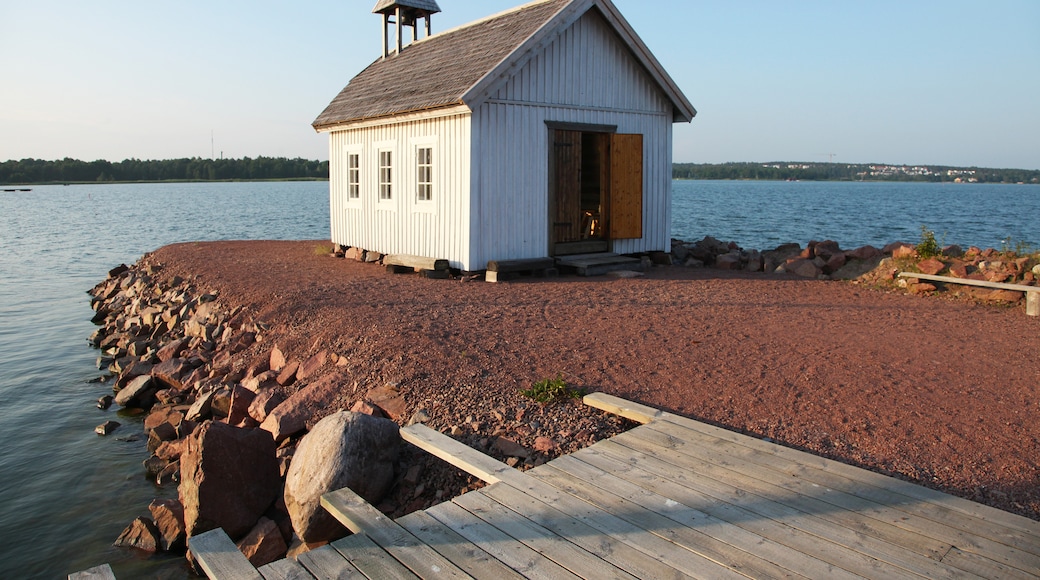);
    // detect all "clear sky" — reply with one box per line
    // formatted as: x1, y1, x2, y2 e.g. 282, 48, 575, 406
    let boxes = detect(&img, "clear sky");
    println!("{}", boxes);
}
1, 0, 1037, 169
